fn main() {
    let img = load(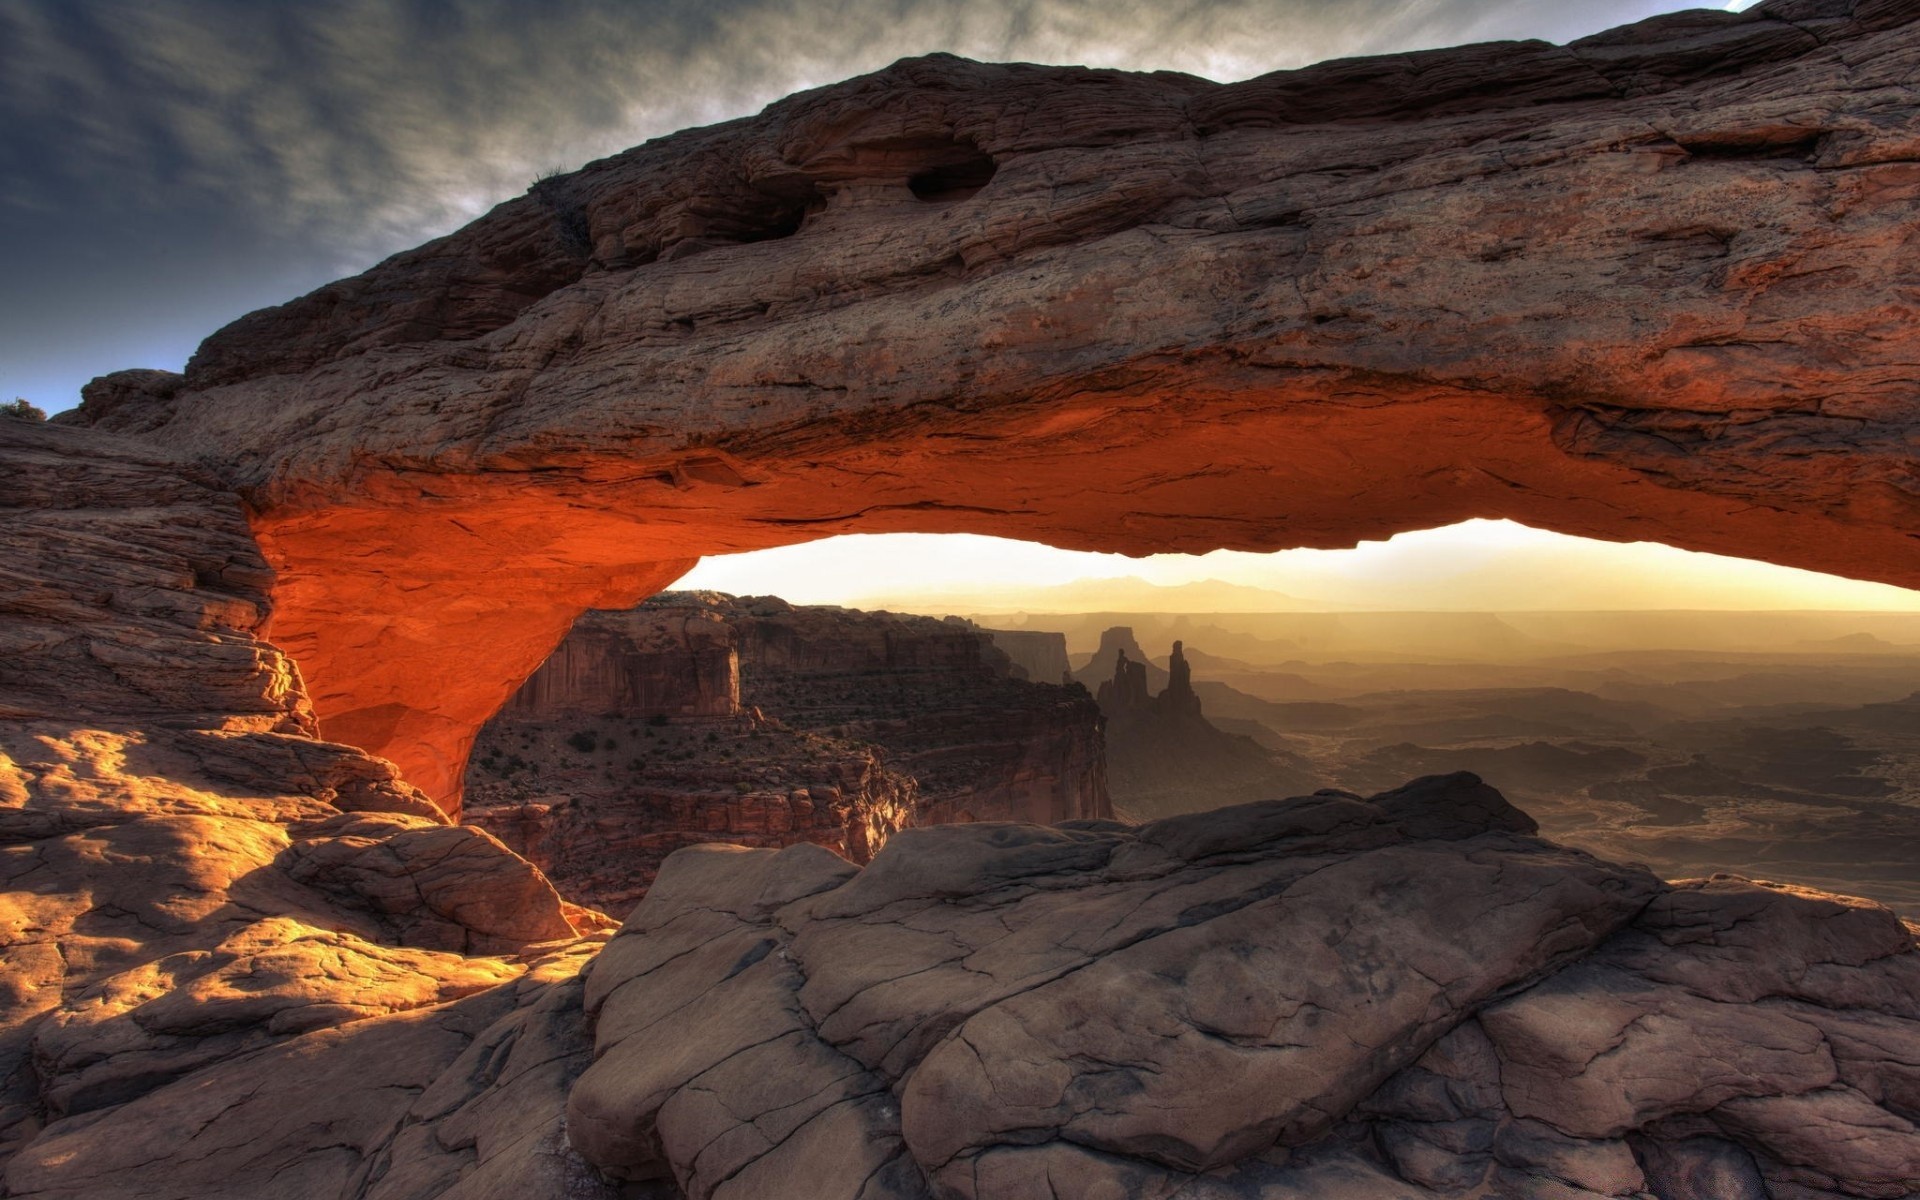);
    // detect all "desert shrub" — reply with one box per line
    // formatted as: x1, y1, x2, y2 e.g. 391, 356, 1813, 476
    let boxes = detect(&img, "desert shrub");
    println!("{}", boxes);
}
566, 730, 597, 753
2, 398, 46, 421
648, 713, 670, 727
